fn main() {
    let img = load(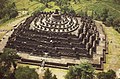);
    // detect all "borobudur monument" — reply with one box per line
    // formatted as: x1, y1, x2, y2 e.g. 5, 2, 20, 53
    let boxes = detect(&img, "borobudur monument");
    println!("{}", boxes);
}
5, 10, 107, 70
